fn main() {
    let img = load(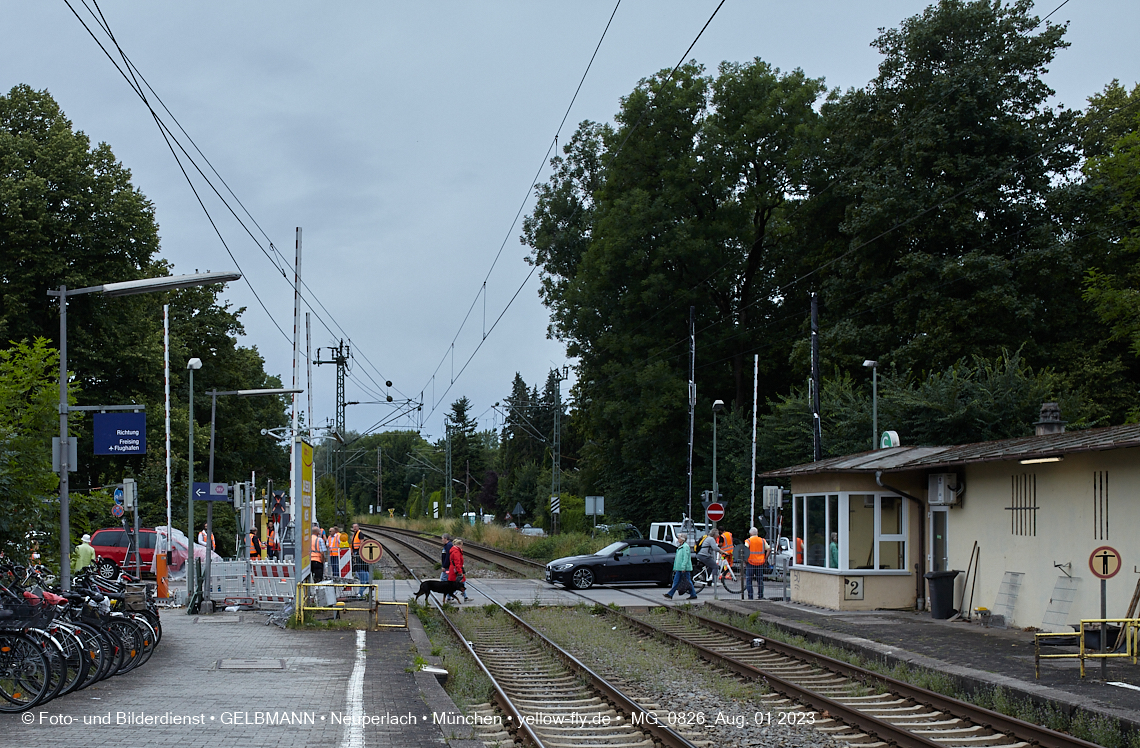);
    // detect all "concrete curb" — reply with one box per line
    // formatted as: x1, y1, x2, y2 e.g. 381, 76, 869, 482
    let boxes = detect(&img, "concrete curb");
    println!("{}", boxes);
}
408, 610, 480, 743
